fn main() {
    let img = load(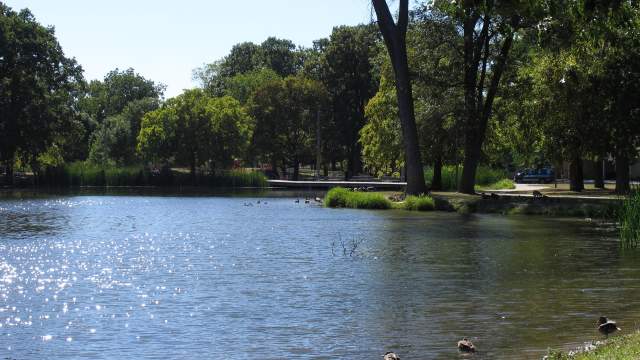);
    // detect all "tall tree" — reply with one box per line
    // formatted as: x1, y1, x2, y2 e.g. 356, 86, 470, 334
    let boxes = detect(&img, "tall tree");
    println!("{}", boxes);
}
318, 25, 378, 178
372, 0, 427, 195
0, 4, 83, 182
432, 1, 524, 194
249, 76, 328, 180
